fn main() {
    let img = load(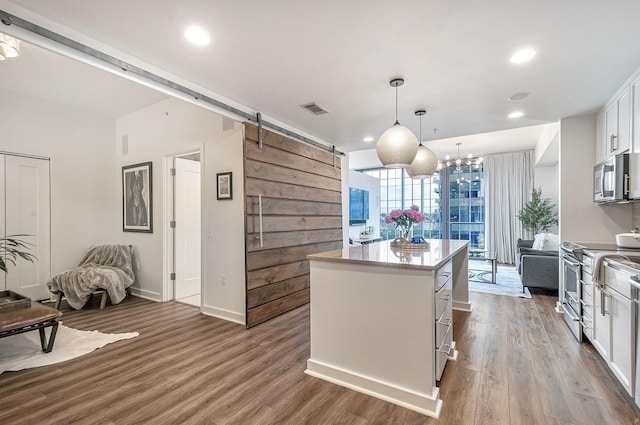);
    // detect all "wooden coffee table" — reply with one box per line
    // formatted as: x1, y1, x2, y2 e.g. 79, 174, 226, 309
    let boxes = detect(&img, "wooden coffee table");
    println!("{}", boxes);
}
468, 249, 498, 284
0, 302, 63, 353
